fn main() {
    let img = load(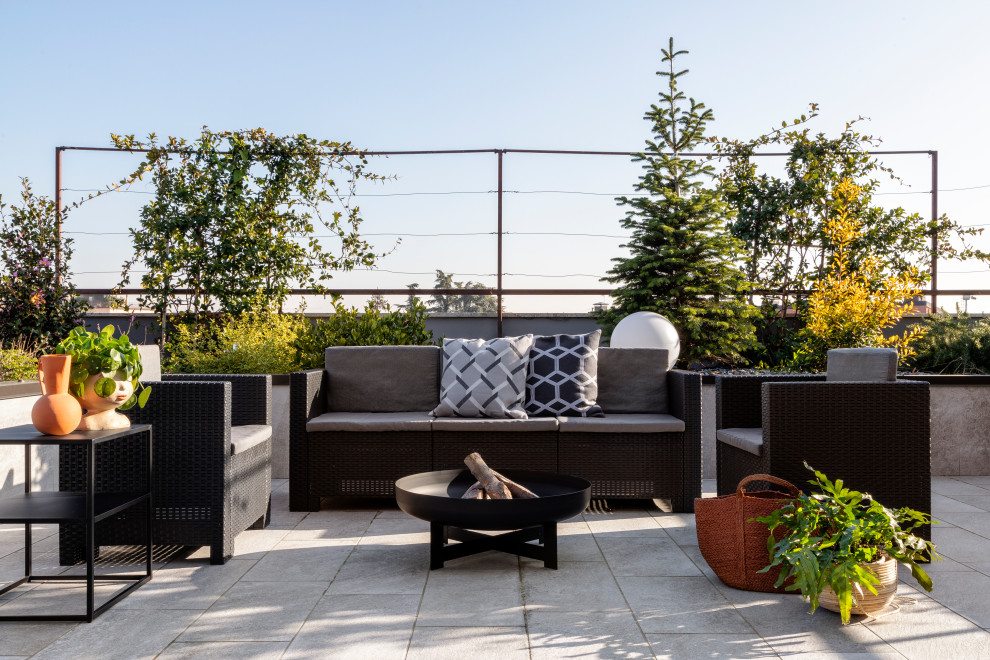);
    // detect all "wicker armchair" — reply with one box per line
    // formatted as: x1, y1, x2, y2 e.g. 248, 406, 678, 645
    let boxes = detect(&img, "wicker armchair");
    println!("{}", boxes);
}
715, 349, 931, 540
60, 347, 272, 565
